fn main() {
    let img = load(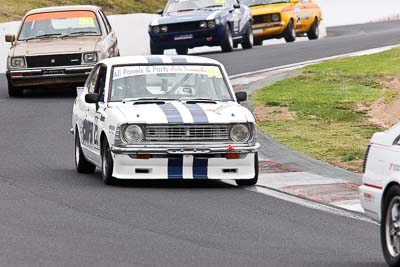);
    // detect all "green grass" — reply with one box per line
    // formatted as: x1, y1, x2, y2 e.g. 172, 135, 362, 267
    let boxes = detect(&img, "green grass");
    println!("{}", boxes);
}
253, 48, 400, 172
384, 89, 399, 104
0, 0, 167, 22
